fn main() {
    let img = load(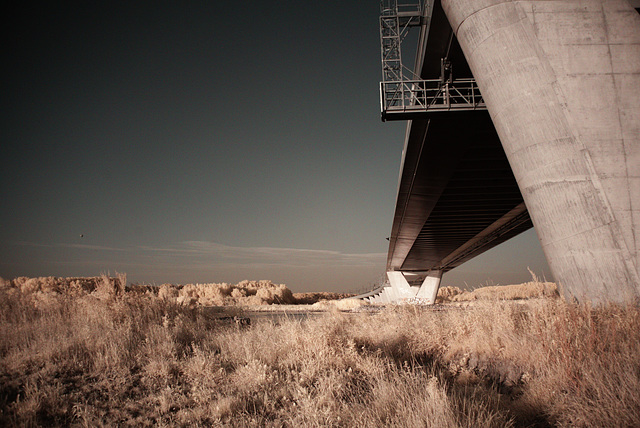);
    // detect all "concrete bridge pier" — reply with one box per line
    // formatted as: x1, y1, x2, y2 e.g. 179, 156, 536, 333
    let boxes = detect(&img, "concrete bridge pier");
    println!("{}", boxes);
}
387, 271, 420, 301
386, 270, 443, 304
441, 0, 640, 303
356, 271, 445, 304
414, 270, 443, 304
